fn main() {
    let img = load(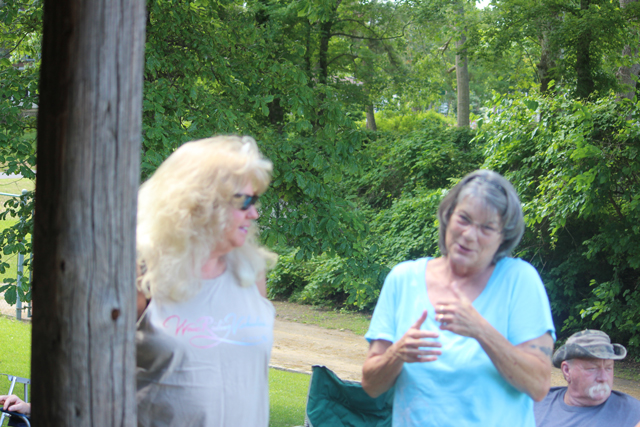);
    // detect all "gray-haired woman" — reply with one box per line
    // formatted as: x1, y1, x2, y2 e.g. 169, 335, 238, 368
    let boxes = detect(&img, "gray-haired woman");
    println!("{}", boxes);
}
362, 169, 555, 426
